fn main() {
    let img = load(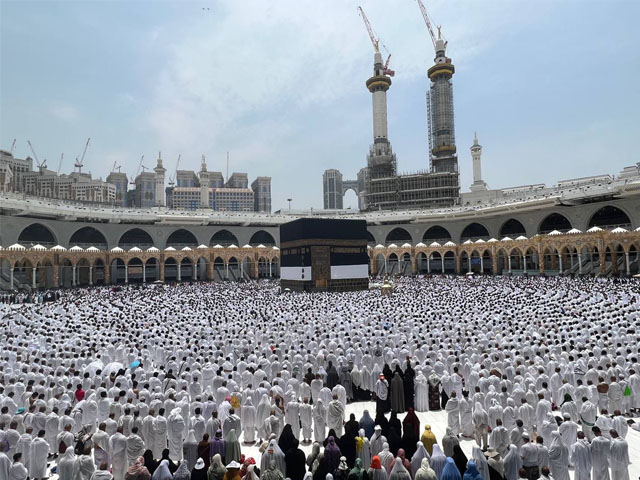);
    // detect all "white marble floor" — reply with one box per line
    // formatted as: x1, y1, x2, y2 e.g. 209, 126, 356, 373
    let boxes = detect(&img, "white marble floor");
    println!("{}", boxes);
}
47, 401, 640, 480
